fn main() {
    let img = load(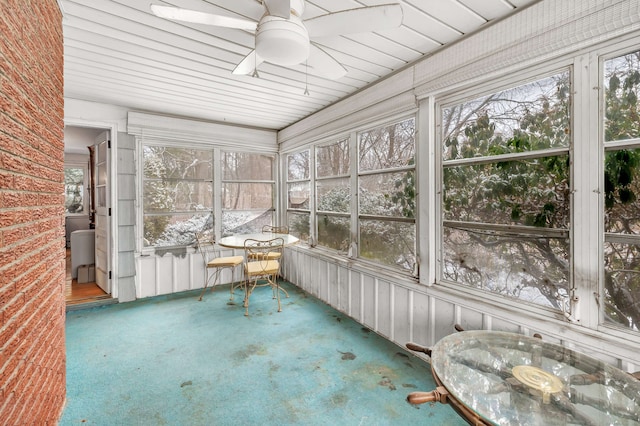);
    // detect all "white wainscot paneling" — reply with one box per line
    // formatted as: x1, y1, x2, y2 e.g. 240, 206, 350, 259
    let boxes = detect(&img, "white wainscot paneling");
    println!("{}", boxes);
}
135, 248, 246, 299
337, 265, 350, 315
283, 249, 640, 371
432, 298, 456, 345
456, 308, 484, 334
376, 279, 392, 339
410, 291, 430, 346
172, 253, 194, 294
349, 269, 363, 322
137, 255, 157, 299
392, 285, 411, 346
156, 254, 174, 295
326, 263, 339, 308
